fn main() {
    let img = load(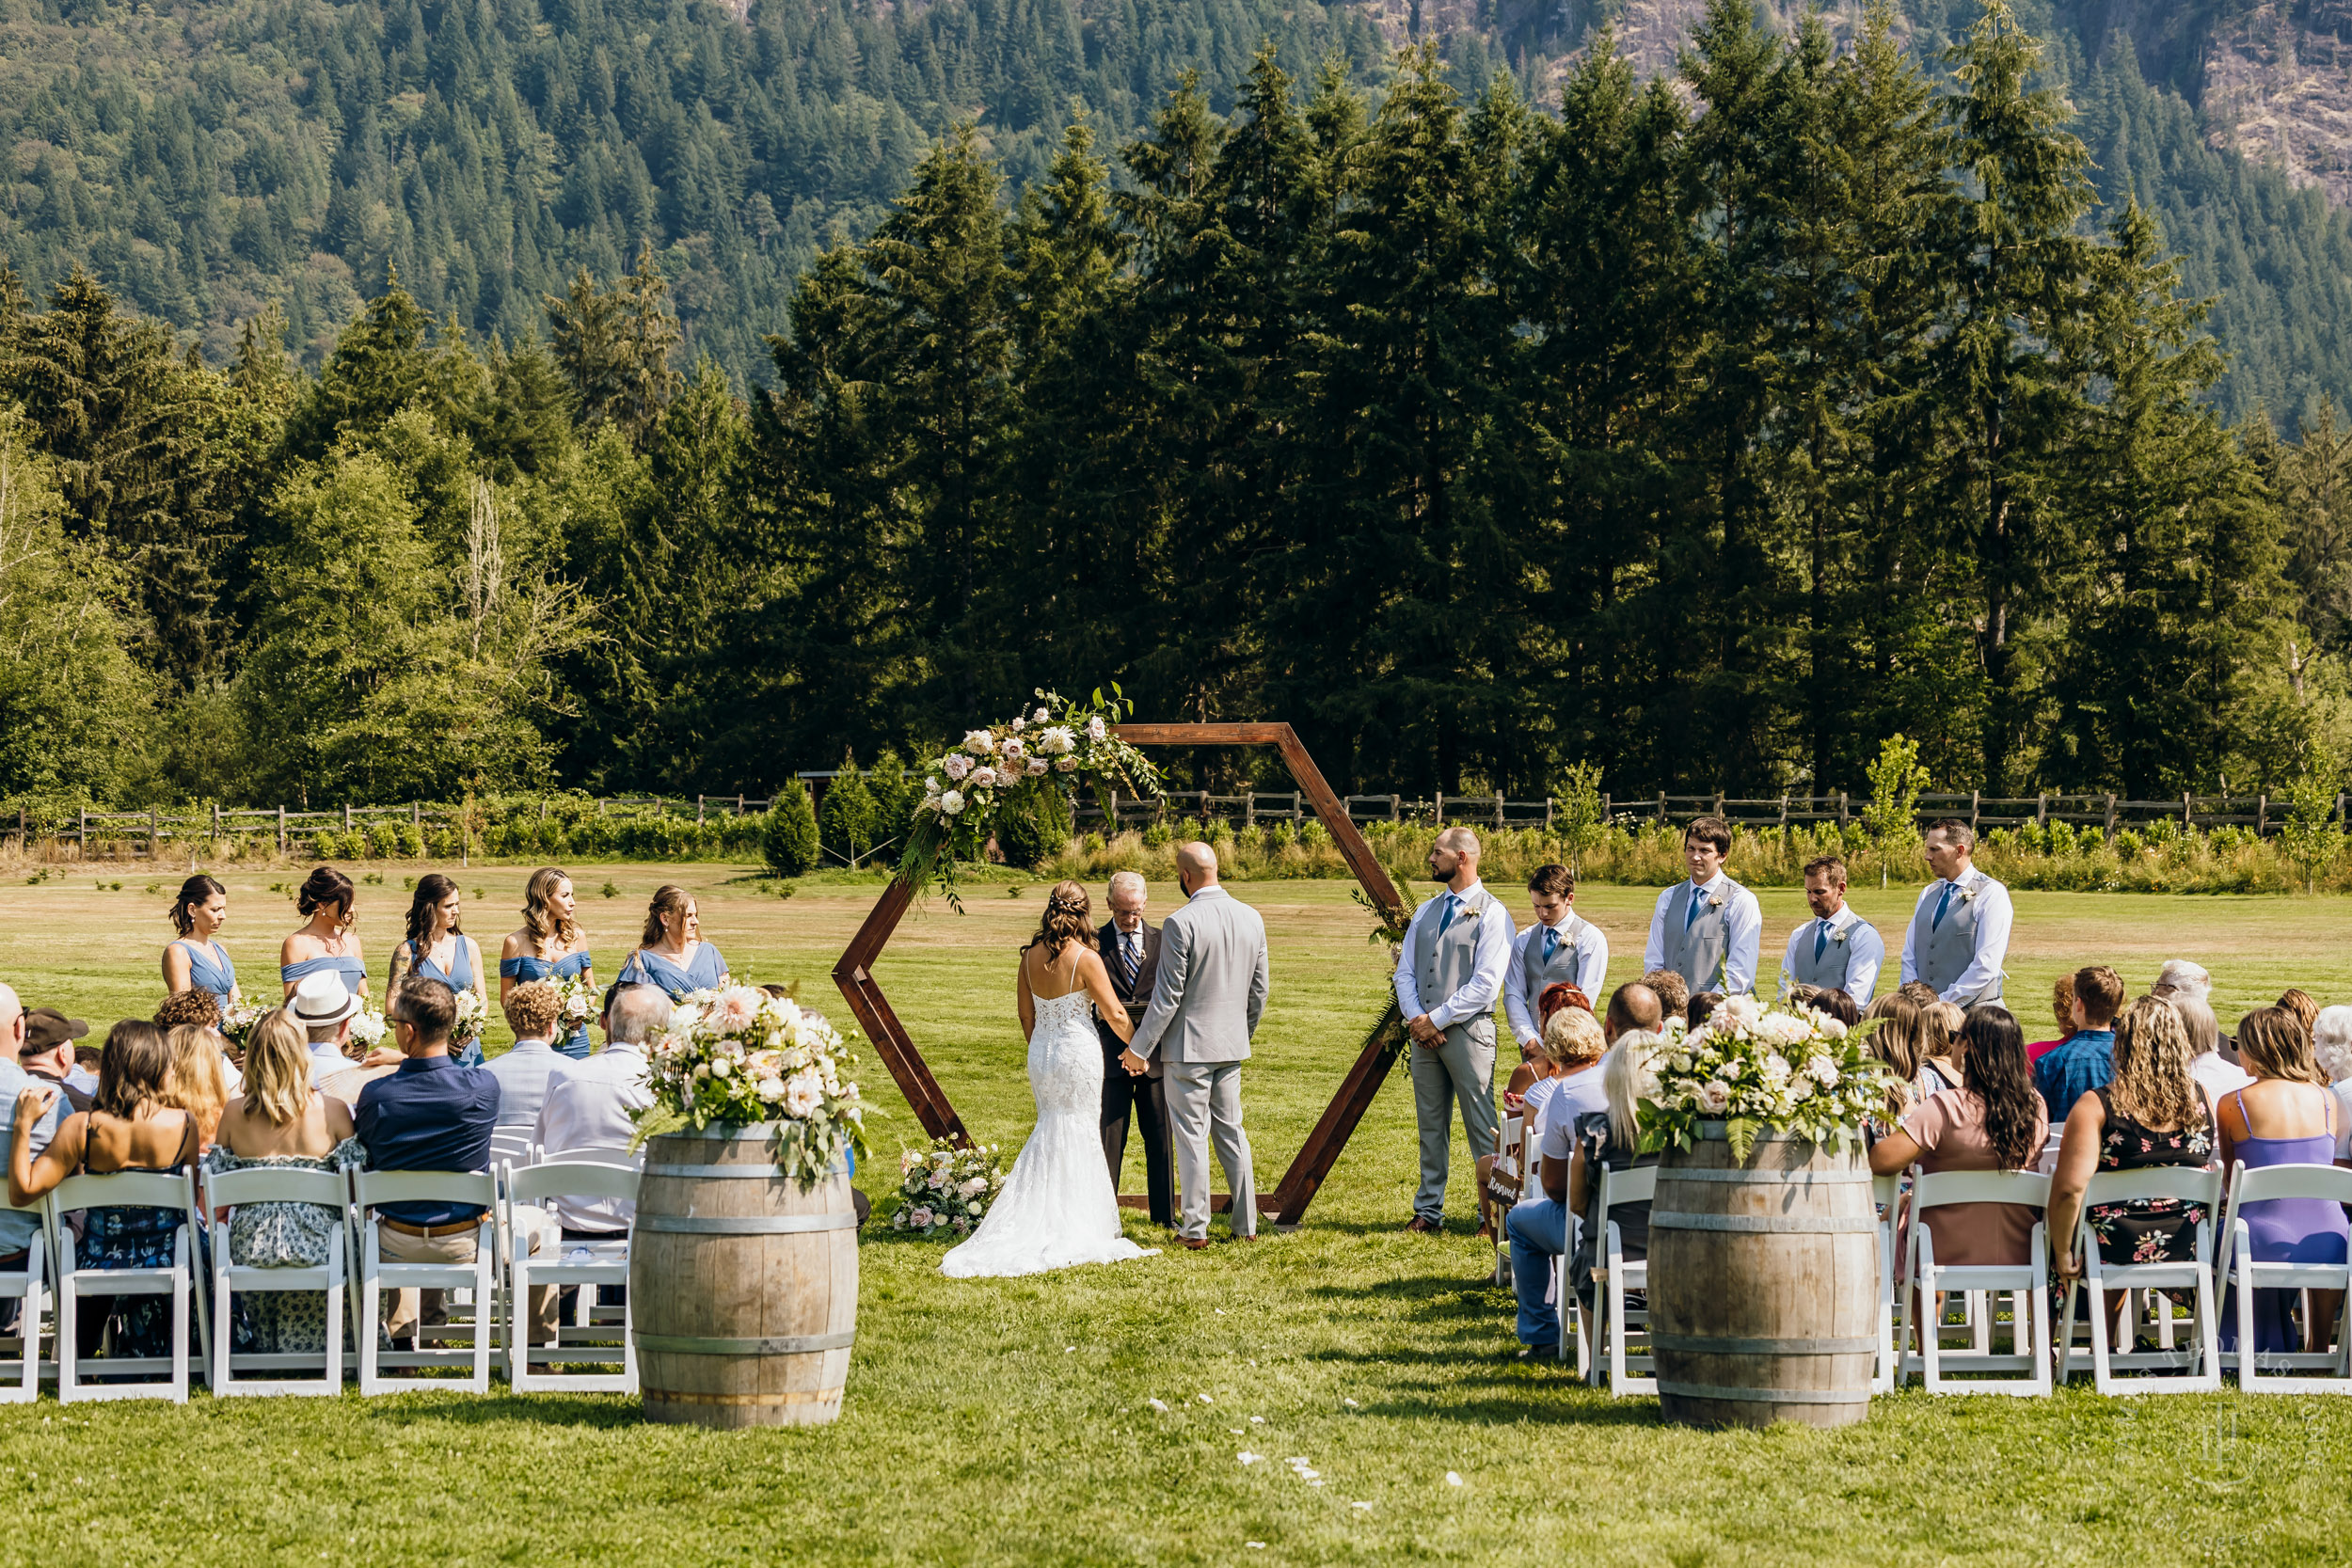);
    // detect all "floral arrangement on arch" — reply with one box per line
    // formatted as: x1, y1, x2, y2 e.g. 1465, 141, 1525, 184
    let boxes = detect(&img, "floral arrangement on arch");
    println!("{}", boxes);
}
632, 985, 869, 1186
891, 1137, 1006, 1236
1644, 995, 1891, 1159
900, 686, 1160, 896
